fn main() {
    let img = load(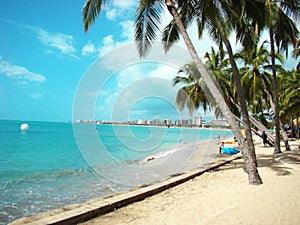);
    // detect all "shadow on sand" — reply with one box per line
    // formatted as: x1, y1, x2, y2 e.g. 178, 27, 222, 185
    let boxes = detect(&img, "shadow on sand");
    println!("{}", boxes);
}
211, 149, 300, 177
